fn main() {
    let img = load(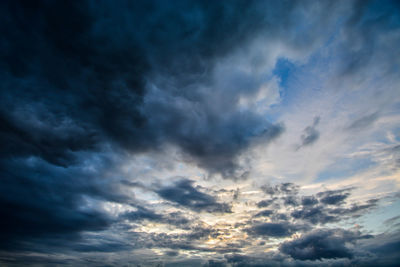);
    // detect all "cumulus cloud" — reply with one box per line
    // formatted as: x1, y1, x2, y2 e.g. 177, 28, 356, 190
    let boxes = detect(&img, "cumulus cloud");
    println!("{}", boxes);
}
280, 228, 372, 260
